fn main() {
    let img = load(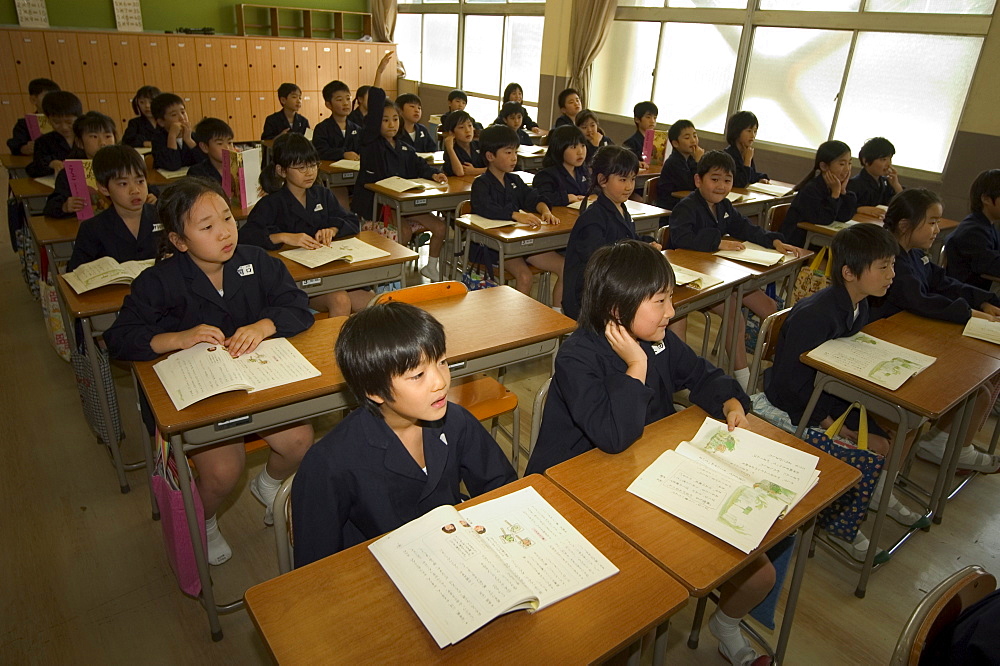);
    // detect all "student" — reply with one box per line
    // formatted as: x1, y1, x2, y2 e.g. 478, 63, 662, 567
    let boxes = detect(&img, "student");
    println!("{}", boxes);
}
394, 93, 437, 153
622, 101, 657, 166
261, 83, 310, 141
347, 85, 370, 128
241, 133, 366, 316
291, 302, 517, 566
874, 188, 1000, 474
44, 111, 119, 218
439, 89, 483, 131
848, 137, 904, 215
104, 178, 315, 565
150, 92, 204, 172
26, 90, 82, 178
440, 110, 484, 178
553, 88, 582, 128
491, 82, 541, 133
122, 85, 161, 149
524, 241, 770, 666
575, 109, 613, 165
7, 77, 59, 156
471, 125, 565, 306
496, 102, 533, 146
946, 169, 1000, 291
657, 119, 705, 210
780, 140, 857, 247
67, 144, 161, 271
533, 125, 590, 208
724, 110, 769, 189
313, 80, 361, 162
187, 117, 234, 183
